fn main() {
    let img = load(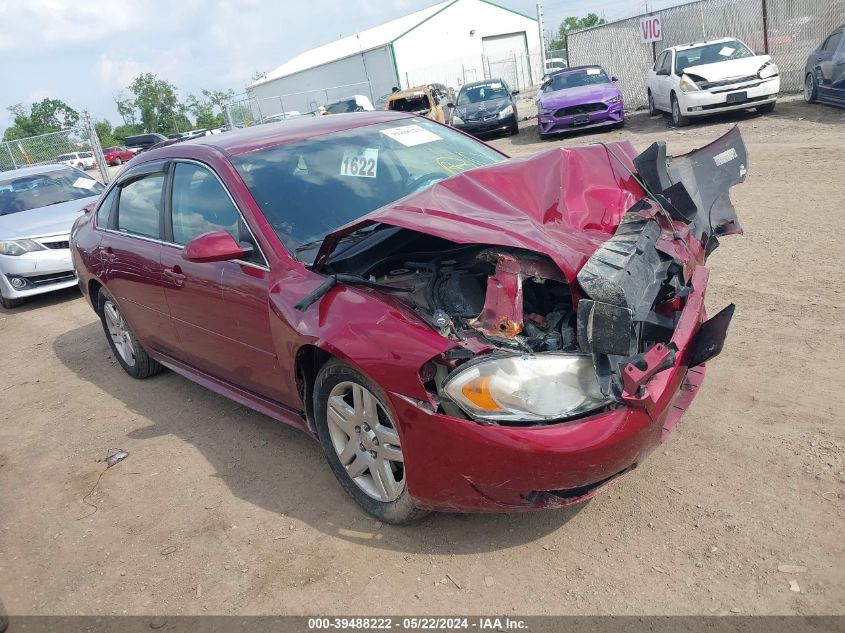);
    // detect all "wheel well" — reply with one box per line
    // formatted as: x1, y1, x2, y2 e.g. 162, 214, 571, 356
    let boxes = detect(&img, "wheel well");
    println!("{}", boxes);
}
88, 279, 105, 311
295, 345, 333, 434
